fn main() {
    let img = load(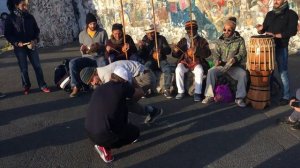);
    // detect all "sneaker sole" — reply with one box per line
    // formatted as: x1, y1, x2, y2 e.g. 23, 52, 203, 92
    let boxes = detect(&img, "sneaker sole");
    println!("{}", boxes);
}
94, 145, 114, 163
